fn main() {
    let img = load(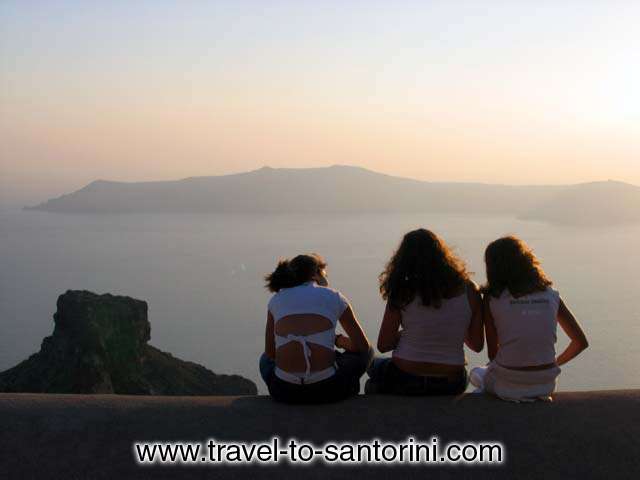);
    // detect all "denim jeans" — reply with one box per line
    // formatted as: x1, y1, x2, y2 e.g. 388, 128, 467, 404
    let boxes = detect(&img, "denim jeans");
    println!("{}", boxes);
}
259, 348, 373, 404
365, 357, 468, 396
